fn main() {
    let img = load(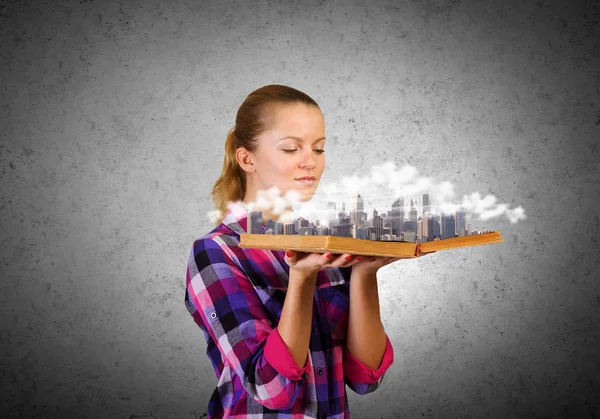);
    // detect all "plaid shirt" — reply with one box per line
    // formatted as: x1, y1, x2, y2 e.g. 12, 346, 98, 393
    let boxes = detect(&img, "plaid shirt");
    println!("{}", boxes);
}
185, 205, 394, 418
